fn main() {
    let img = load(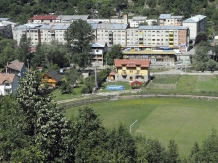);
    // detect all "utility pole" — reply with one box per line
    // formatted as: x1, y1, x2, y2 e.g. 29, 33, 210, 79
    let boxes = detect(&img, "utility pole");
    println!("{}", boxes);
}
95, 67, 98, 89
